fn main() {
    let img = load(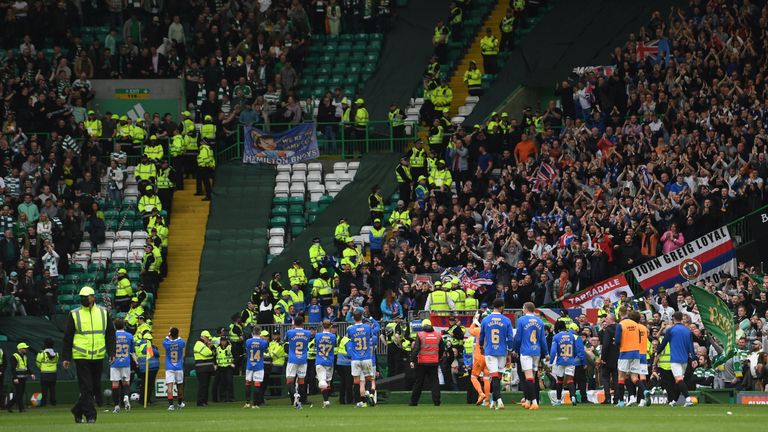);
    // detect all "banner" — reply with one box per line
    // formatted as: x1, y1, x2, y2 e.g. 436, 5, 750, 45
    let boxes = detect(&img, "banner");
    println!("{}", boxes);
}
736, 392, 768, 405
631, 227, 736, 293
689, 285, 736, 367
242, 123, 320, 164
561, 274, 633, 309
747, 208, 768, 241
